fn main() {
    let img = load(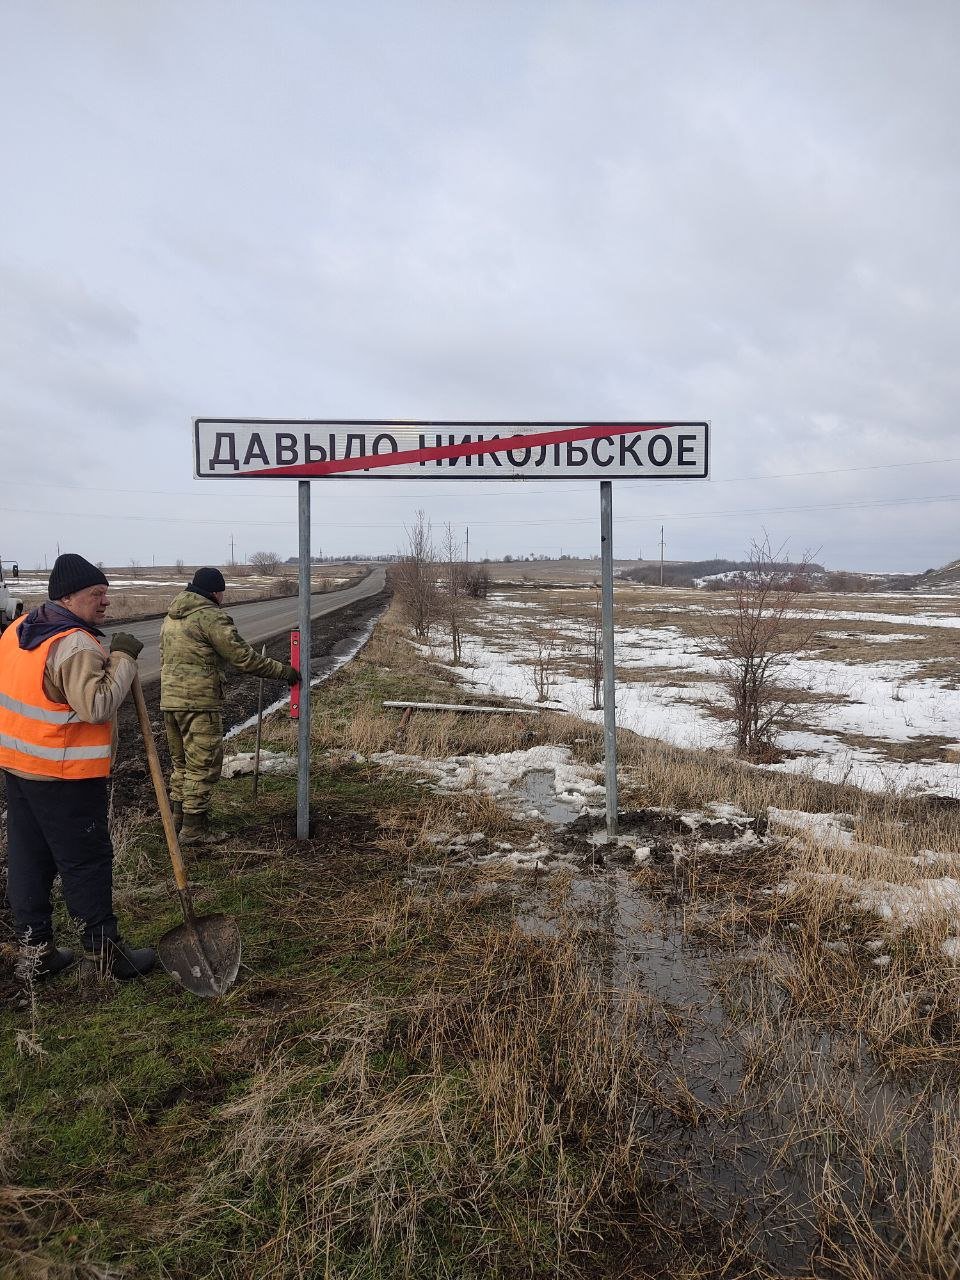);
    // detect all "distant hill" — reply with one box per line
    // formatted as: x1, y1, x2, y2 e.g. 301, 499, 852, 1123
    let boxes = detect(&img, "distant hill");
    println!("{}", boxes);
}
915, 557, 960, 591
619, 554, 960, 594
620, 558, 824, 589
